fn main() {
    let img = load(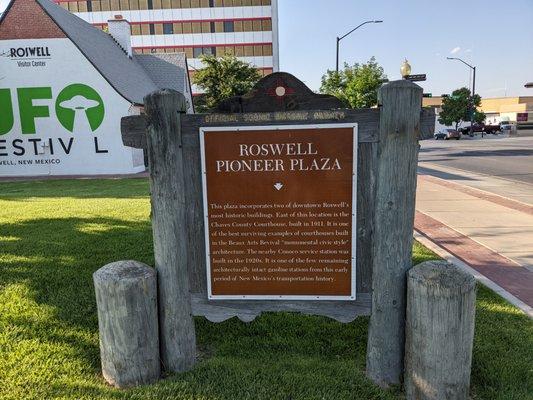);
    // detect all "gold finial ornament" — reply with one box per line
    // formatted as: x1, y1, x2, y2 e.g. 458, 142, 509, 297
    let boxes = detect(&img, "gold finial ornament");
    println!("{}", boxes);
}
400, 59, 411, 77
